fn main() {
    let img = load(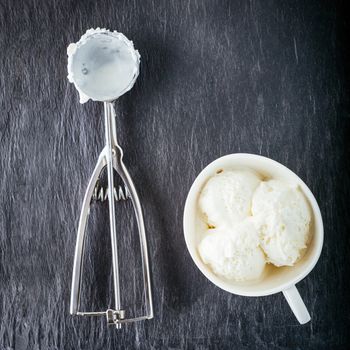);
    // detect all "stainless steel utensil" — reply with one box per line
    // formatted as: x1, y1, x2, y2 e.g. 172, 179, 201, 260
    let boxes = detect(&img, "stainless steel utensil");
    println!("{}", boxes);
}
67, 28, 153, 328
